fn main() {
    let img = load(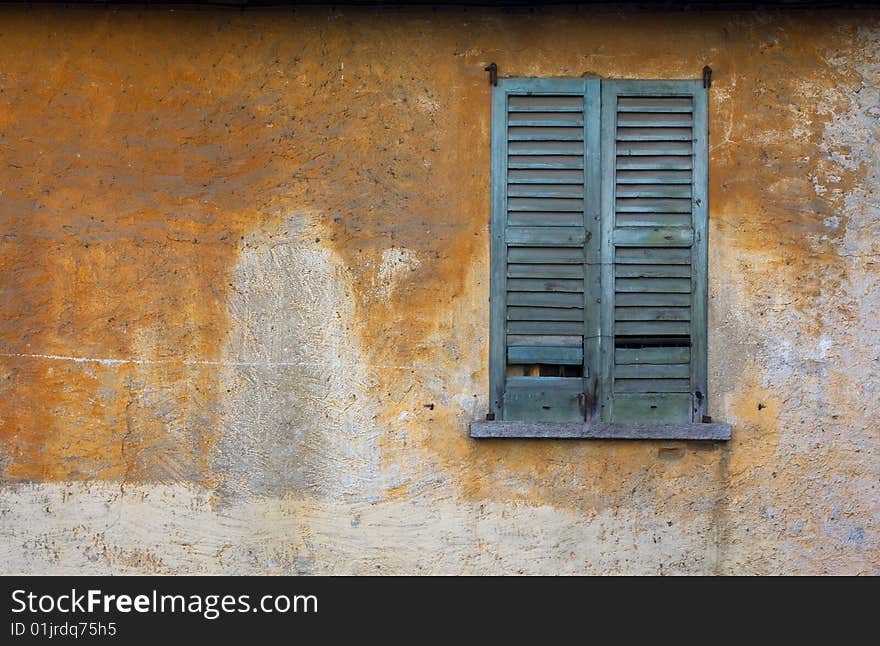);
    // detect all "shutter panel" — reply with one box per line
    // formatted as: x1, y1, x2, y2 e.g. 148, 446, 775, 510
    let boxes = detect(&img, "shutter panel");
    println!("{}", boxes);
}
600, 80, 709, 423
490, 79, 601, 422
